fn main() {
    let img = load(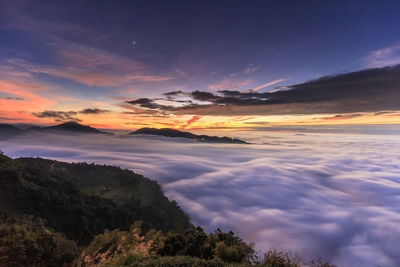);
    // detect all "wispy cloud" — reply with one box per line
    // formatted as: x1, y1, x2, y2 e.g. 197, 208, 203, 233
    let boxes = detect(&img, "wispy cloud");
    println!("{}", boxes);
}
208, 79, 253, 91
173, 67, 187, 77
242, 78, 290, 93
364, 44, 400, 68
1, 3, 174, 88
6, 39, 174, 87
243, 64, 262, 74
0, 0, 114, 43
